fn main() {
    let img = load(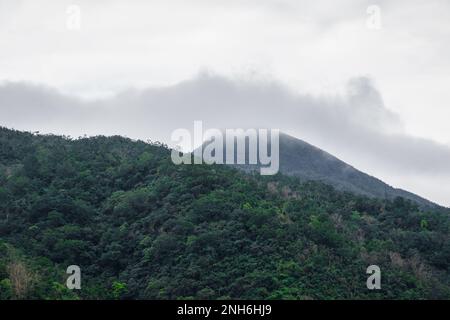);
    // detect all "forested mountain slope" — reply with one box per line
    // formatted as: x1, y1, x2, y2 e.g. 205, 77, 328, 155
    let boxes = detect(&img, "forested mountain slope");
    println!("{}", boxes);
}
202, 132, 437, 207
0, 127, 449, 299
275, 133, 437, 207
